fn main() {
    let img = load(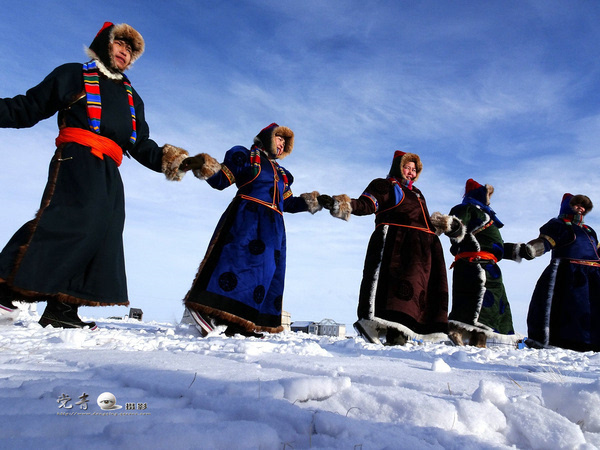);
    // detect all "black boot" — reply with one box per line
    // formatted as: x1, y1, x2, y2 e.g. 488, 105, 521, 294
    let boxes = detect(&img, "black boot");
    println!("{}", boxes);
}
0, 283, 18, 316
39, 300, 97, 329
224, 323, 263, 338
